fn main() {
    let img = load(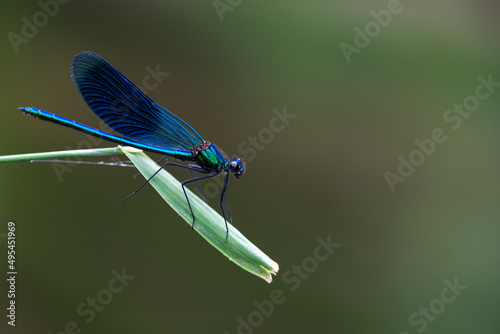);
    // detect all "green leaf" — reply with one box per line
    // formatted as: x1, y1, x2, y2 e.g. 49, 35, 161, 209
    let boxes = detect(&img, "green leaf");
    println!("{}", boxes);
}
0, 147, 123, 163
120, 146, 279, 283
0, 146, 279, 281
